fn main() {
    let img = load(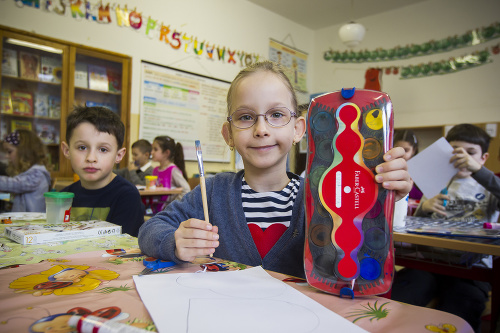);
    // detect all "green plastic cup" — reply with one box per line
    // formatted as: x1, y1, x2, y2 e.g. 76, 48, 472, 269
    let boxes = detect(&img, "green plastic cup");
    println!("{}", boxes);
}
44, 192, 75, 223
